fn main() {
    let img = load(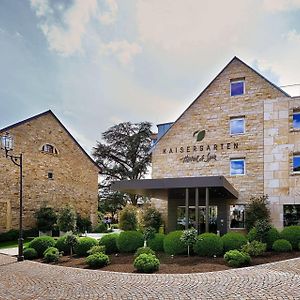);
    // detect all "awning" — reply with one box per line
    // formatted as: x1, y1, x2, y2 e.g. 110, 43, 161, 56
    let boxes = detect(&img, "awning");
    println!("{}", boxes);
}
111, 176, 238, 199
